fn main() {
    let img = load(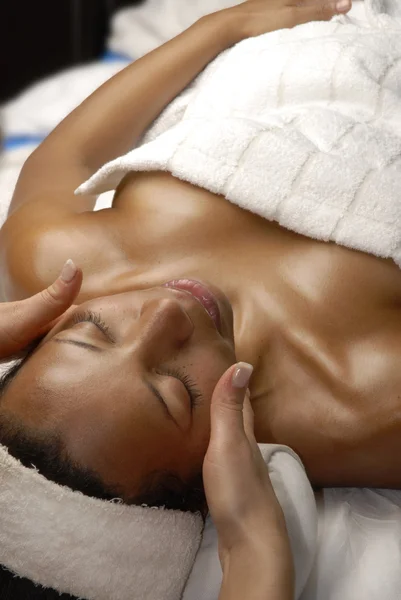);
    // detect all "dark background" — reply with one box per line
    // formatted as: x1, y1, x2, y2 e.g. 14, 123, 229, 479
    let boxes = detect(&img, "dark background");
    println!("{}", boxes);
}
1, 0, 142, 103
